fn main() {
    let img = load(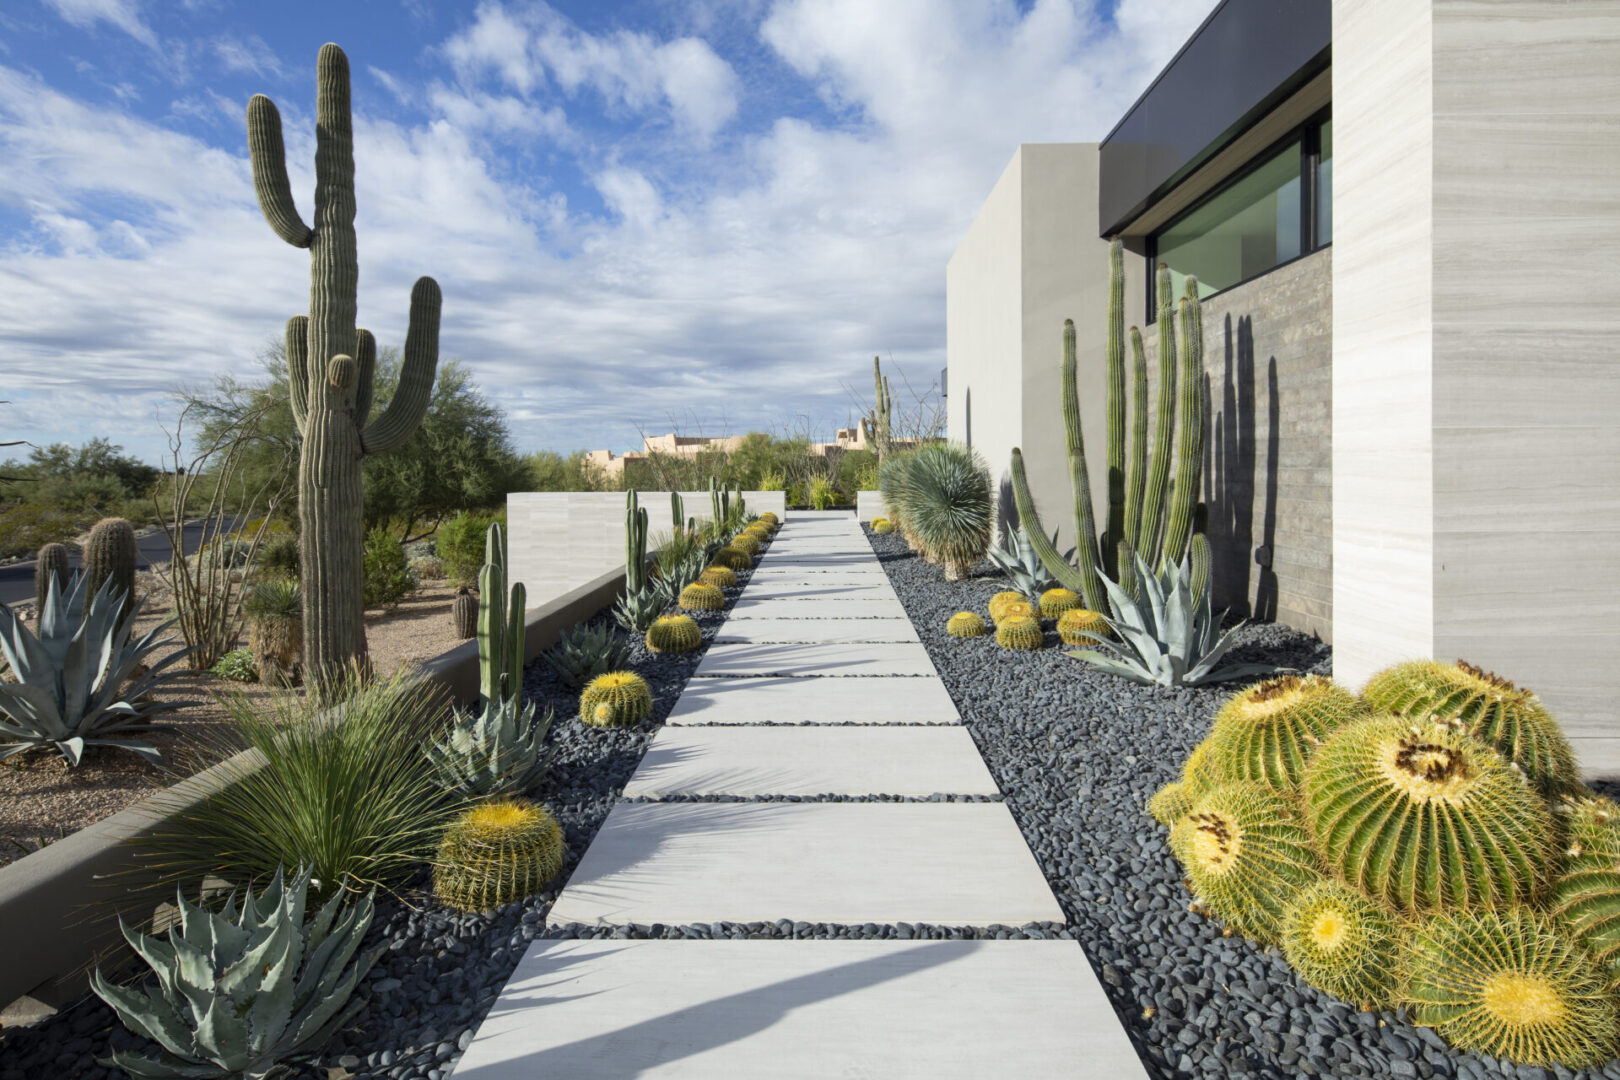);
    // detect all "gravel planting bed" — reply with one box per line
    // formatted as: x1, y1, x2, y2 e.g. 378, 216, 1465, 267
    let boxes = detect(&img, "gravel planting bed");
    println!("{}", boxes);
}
0, 553, 764, 1080
863, 523, 1620, 1080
